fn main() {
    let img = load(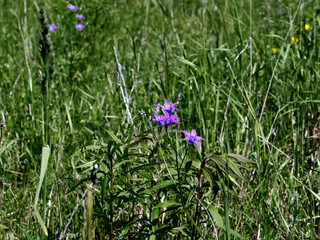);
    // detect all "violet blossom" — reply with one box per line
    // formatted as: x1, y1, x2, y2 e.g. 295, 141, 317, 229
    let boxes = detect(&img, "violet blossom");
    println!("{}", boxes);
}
75, 24, 84, 30
155, 99, 179, 115
181, 129, 205, 148
48, 24, 57, 32
162, 111, 180, 125
149, 114, 165, 126
67, 4, 77, 11
76, 14, 85, 19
